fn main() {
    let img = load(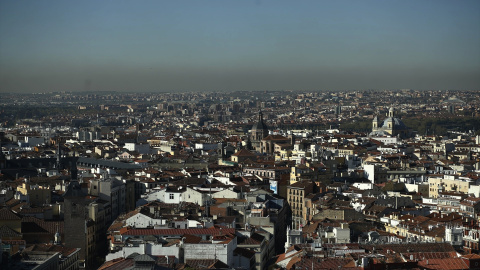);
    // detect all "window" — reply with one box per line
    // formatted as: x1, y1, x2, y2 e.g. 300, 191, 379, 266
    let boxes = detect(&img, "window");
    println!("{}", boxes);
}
169, 194, 174, 200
